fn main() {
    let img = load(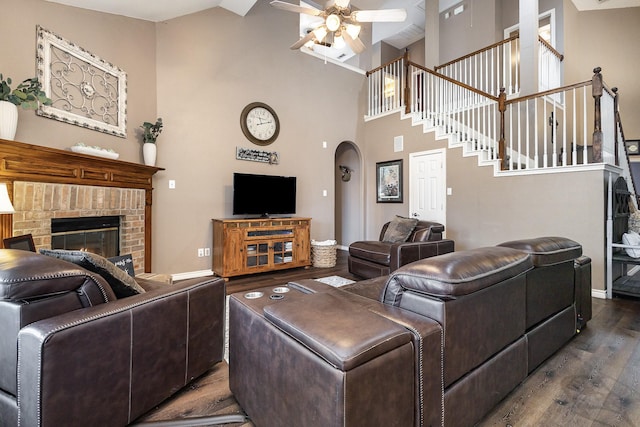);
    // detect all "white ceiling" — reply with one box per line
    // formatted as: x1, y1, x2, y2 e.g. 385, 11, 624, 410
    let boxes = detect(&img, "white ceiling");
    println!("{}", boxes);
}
44, 0, 640, 22
43, 0, 259, 21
